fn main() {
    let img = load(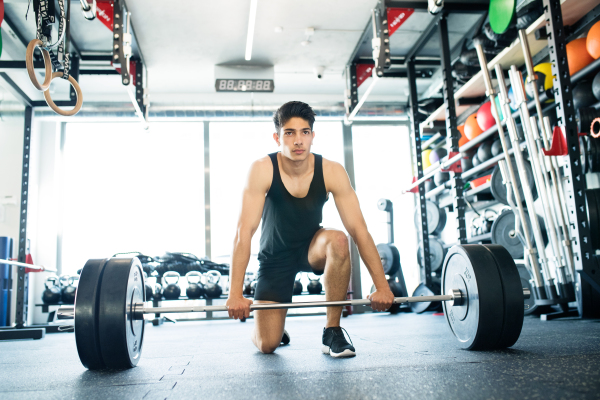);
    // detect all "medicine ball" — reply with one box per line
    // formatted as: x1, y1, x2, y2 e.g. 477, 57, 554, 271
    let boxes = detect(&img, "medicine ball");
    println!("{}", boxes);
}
477, 140, 494, 163
307, 275, 323, 294
567, 38, 594, 76
525, 63, 554, 102
464, 113, 483, 140
458, 124, 469, 147
491, 138, 503, 157
424, 179, 435, 193
204, 270, 223, 299
422, 149, 432, 169
433, 170, 450, 187
461, 155, 473, 172
429, 147, 447, 165
185, 271, 205, 299
587, 20, 600, 59
162, 271, 182, 300
593, 71, 600, 101
476, 101, 495, 132
573, 80, 598, 110
472, 153, 481, 167
42, 276, 61, 304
